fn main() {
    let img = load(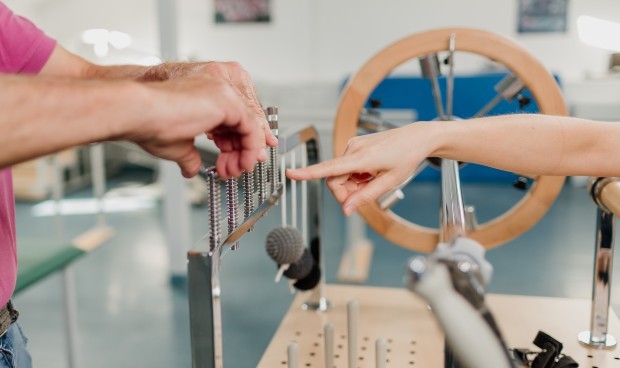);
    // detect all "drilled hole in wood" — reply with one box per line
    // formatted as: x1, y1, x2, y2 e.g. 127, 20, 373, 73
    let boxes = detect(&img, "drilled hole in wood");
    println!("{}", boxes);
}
588, 355, 593, 358
334, 354, 340, 358
296, 331, 301, 336
281, 361, 286, 365
309, 352, 315, 357
359, 356, 364, 360
409, 361, 414, 365
410, 351, 416, 354
361, 346, 366, 351
388, 339, 393, 343
337, 344, 343, 349
363, 336, 369, 341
